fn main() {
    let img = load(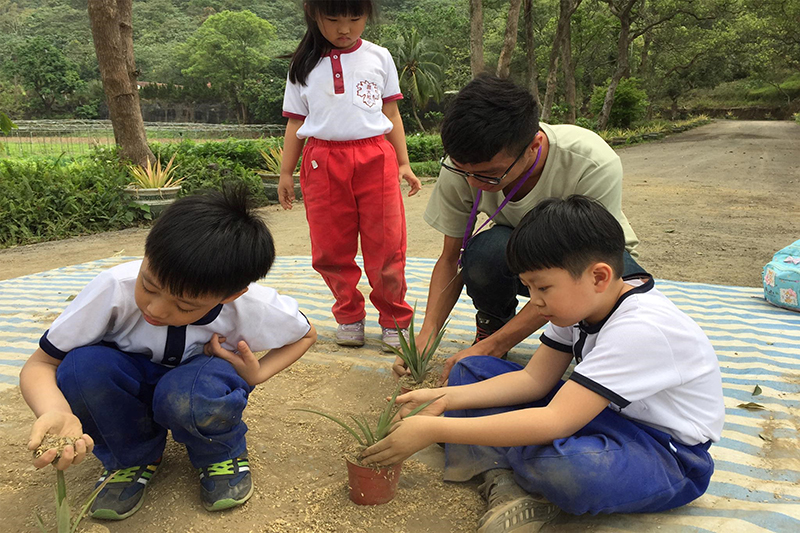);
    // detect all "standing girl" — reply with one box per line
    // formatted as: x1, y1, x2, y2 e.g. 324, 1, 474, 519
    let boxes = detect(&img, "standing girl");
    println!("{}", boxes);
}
279, 0, 421, 349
